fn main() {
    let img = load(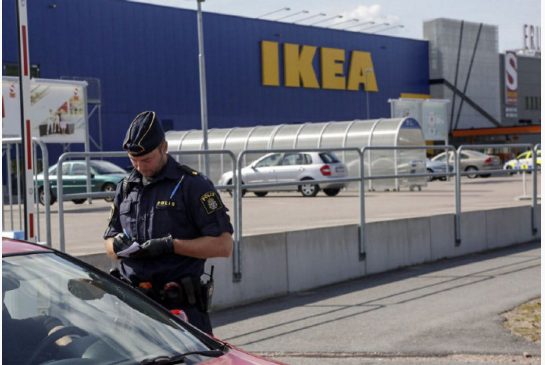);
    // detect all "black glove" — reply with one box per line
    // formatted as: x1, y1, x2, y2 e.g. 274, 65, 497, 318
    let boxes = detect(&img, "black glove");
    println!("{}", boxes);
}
131, 235, 174, 258
112, 233, 131, 254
